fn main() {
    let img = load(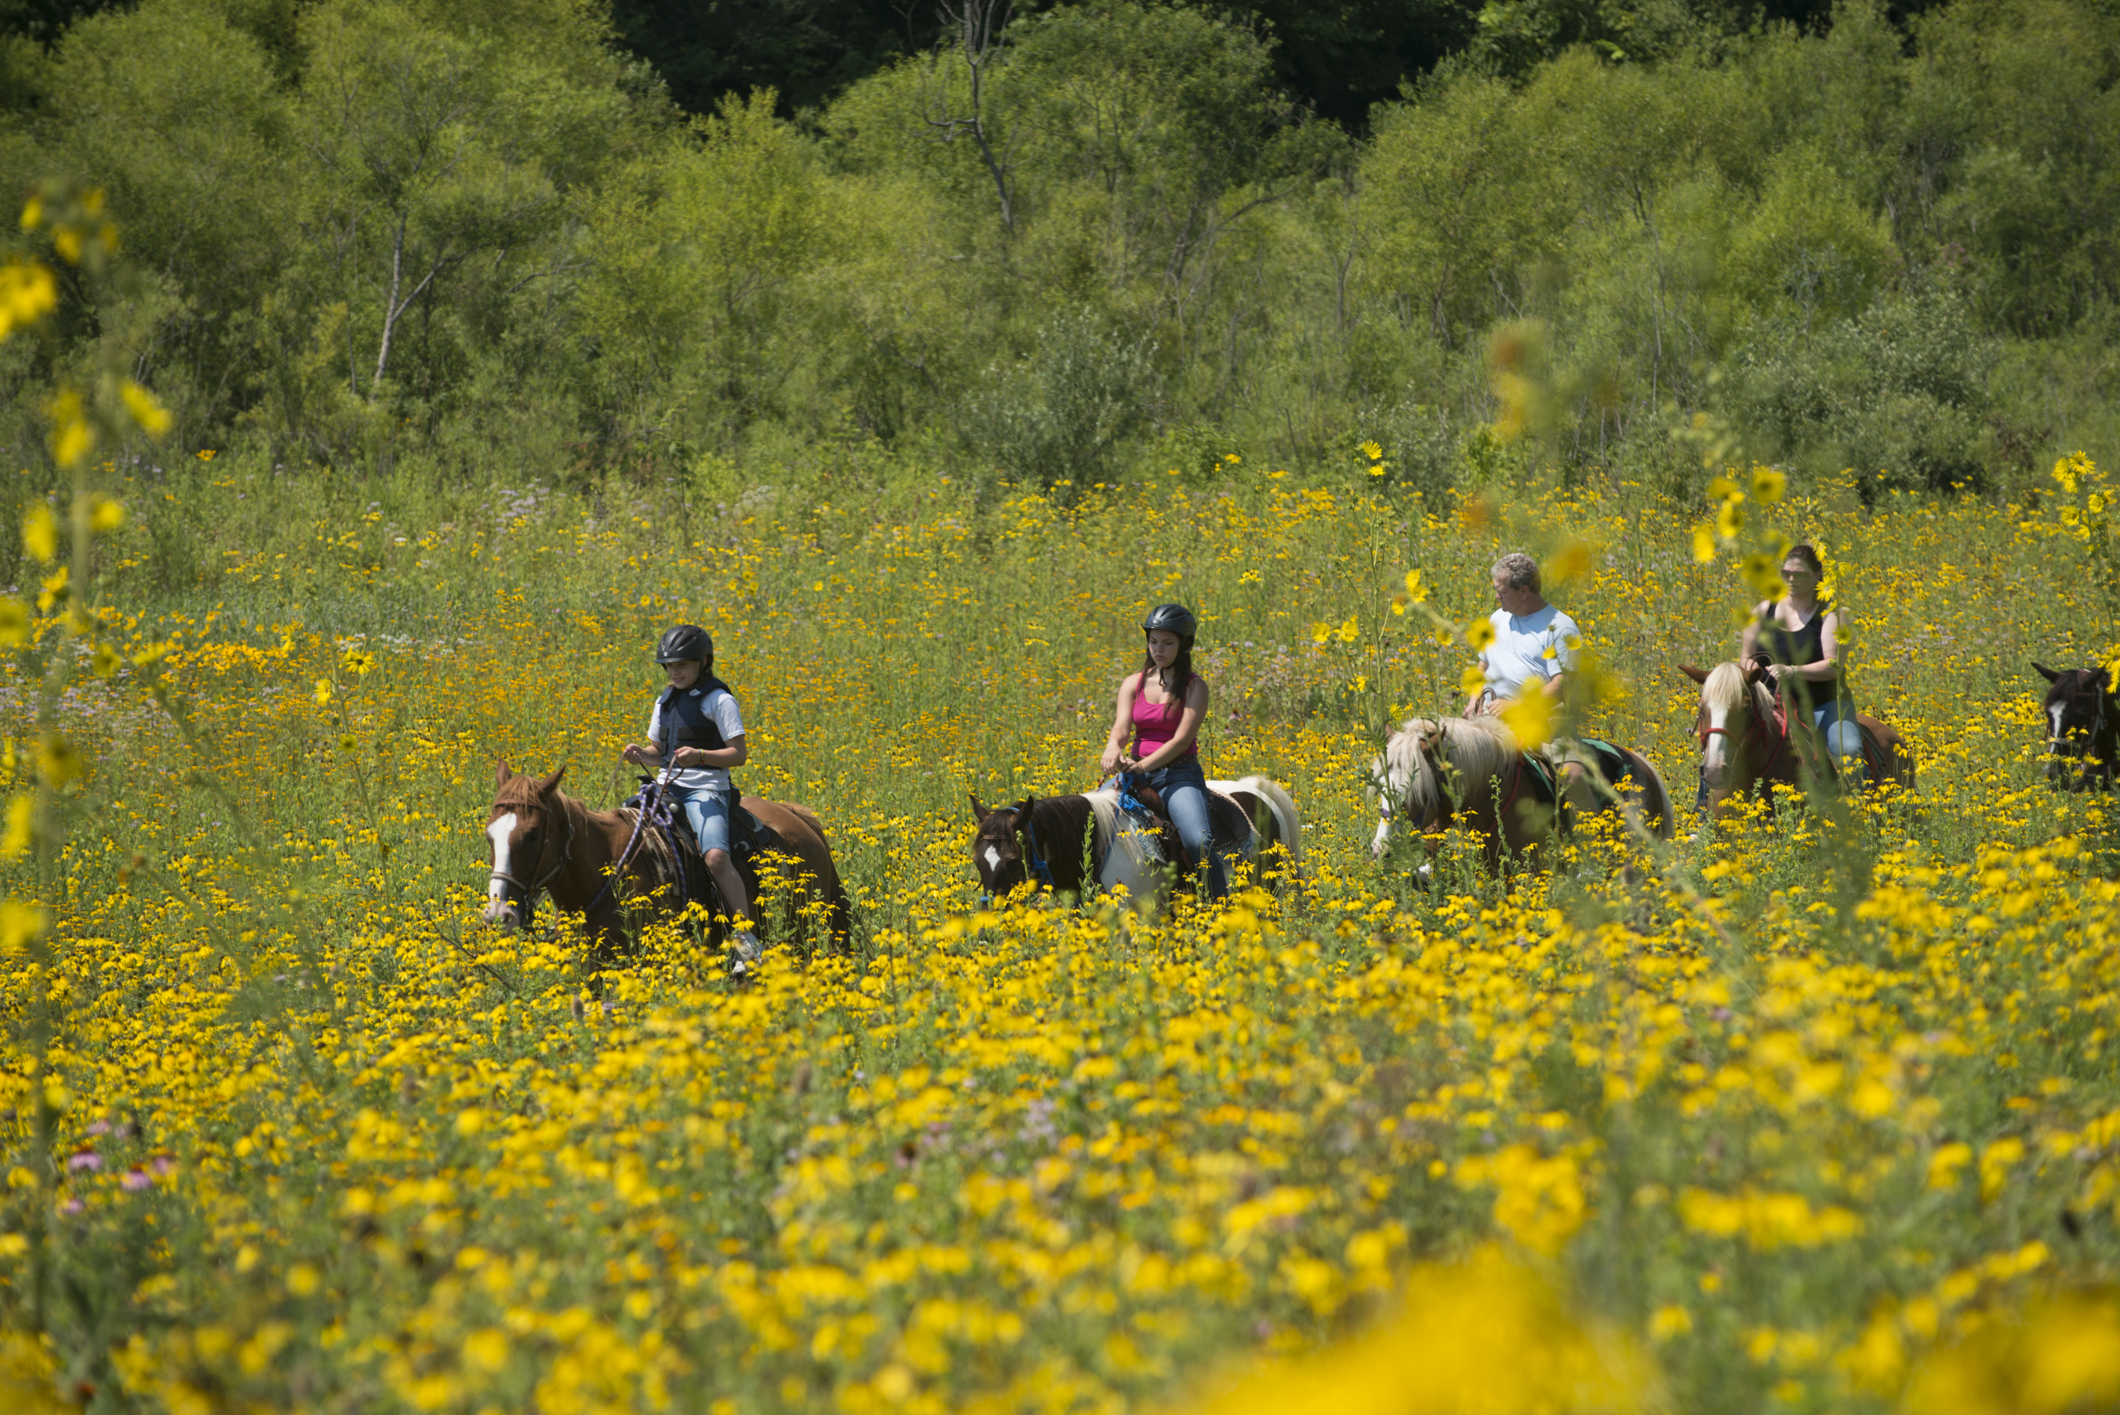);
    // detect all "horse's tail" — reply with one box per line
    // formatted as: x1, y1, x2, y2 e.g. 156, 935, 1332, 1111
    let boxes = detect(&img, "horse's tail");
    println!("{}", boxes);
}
776, 801, 855, 946
1627, 749, 1676, 840
1230, 774, 1302, 875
